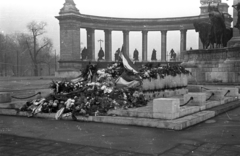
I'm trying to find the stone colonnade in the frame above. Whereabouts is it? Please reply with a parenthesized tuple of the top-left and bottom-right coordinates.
(60, 22, 188, 62)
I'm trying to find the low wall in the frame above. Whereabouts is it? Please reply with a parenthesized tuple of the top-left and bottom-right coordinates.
(181, 47, 240, 83)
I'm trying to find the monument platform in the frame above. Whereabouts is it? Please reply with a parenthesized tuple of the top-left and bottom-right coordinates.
(0, 88, 239, 130)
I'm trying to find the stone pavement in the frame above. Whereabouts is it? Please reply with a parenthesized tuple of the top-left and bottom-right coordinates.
(1, 134, 240, 156)
(0, 134, 151, 156)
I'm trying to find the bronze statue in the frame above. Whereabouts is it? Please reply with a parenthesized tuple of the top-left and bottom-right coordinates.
(81, 47, 88, 60)
(233, 2, 240, 32)
(98, 47, 104, 60)
(133, 49, 139, 61)
(169, 49, 176, 60)
(115, 48, 121, 61)
(208, 2, 226, 48)
(151, 49, 157, 61)
(193, 21, 212, 49)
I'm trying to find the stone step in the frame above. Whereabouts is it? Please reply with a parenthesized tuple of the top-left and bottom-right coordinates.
(0, 100, 239, 130)
(107, 97, 237, 120)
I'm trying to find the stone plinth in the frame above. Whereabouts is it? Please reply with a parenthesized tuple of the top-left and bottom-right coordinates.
(205, 90, 226, 101)
(184, 93, 206, 105)
(228, 0, 240, 47)
(153, 98, 180, 114)
(222, 88, 239, 97)
(0, 92, 11, 103)
(182, 47, 240, 83)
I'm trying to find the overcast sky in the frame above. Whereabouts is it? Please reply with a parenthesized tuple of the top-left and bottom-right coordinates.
(0, 0, 233, 60)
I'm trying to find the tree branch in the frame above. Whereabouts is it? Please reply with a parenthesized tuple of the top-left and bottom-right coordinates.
(36, 42, 50, 56)
(25, 39, 34, 62)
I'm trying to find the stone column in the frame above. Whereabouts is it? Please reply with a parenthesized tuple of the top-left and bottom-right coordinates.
(60, 22, 80, 61)
(180, 29, 187, 51)
(180, 29, 187, 60)
(104, 30, 112, 61)
(161, 30, 167, 62)
(87, 28, 95, 61)
(123, 30, 130, 57)
(142, 31, 148, 61)
(228, 0, 240, 47)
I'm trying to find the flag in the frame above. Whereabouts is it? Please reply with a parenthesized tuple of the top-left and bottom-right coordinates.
(120, 45, 138, 74)
(115, 77, 140, 88)
(55, 108, 65, 120)
(115, 71, 141, 88)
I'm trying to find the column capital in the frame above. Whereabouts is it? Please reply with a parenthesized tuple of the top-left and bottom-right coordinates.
(142, 30, 148, 34)
(123, 30, 129, 34)
(180, 29, 187, 33)
(104, 29, 112, 33)
(86, 28, 95, 32)
(161, 30, 168, 34)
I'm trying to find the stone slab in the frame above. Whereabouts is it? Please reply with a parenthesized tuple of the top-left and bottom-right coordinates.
(0, 101, 25, 109)
(153, 98, 180, 114)
(222, 88, 239, 97)
(187, 85, 204, 92)
(108, 97, 238, 120)
(0, 92, 11, 103)
(205, 90, 226, 101)
(184, 93, 207, 105)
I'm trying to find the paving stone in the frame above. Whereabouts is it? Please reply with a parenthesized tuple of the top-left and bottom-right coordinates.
(84, 153, 107, 156)
(177, 144, 198, 151)
(78, 147, 100, 153)
(22, 143, 44, 149)
(4, 148, 28, 154)
(18, 150, 43, 155)
(221, 145, 240, 152)
(186, 150, 212, 156)
(195, 146, 218, 153)
(97, 148, 118, 154)
(0, 154, 15, 156)
(112, 151, 136, 156)
(64, 150, 88, 155)
(169, 147, 192, 155)
(48, 148, 71, 154)
(38, 145, 59, 152)
(38, 153, 61, 156)
(159, 152, 183, 156)
(200, 143, 223, 149)
(214, 149, 239, 156)
(36, 140, 55, 145)
(131, 154, 153, 156)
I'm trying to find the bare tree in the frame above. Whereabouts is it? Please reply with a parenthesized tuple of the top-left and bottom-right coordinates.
(24, 21, 53, 76)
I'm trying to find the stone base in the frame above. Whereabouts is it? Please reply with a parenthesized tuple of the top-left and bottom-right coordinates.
(1, 99, 239, 130)
(55, 69, 81, 78)
(0, 92, 11, 103)
(182, 47, 240, 83)
(228, 36, 240, 48)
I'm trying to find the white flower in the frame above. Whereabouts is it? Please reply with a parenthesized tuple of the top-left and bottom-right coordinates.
(101, 85, 107, 90)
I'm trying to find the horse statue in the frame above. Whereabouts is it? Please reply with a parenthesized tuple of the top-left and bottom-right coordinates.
(193, 21, 212, 49)
(208, 3, 226, 48)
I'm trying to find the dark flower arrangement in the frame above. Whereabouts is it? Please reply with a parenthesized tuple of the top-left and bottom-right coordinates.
(18, 62, 190, 120)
